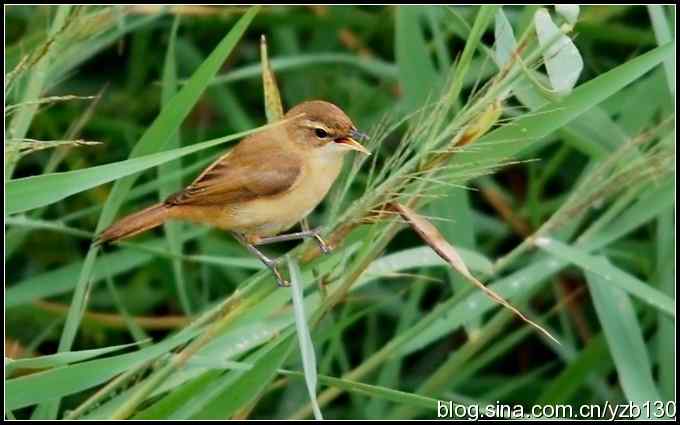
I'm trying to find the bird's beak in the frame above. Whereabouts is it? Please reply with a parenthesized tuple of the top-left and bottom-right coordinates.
(336, 129, 371, 155)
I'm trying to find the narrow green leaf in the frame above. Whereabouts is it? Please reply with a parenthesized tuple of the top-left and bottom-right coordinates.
(360, 245, 492, 282)
(5, 341, 146, 375)
(647, 5, 675, 94)
(34, 9, 260, 417)
(48, 11, 162, 93)
(537, 333, 612, 404)
(656, 210, 675, 400)
(427, 7, 452, 70)
(288, 257, 322, 419)
(130, 319, 292, 419)
(5, 325, 203, 410)
(399, 254, 565, 356)
(535, 237, 675, 316)
(190, 337, 296, 419)
(6, 7, 261, 217)
(281, 369, 438, 411)
(204, 53, 398, 87)
(587, 268, 662, 408)
(5, 6, 71, 179)
(396, 6, 441, 113)
(586, 176, 674, 251)
(134, 370, 223, 419)
(6, 125, 272, 216)
(175, 38, 256, 132)
(447, 5, 497, 103)
(5, 229, 208, 308)
(159, 15, 190, 315)
(426, 187, 478, 332)
(459, 41, 673, 167)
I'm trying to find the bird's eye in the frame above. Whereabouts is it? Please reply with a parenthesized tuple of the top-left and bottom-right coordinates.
(315, 128, 329, 139)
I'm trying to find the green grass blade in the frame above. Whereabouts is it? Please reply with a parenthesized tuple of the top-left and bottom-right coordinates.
(135, 370, 224, 419)
(5, 324, 203, 410)
(399, 254, 564, 356)
(537, 333, 612, 404)
(47, 10, 162, 93)
(105, 275, 151, 344)
(586, 268, 662, 408)
(32, 8, 260, 418)
(360, 245, 493, 281)
(6, 7, 261, 217)
(535, 237, 675, 316)
(159, 15, 191, 315)
(281, 369, 438, 411)
(426, 187, 478, 331)
(427, 7, 452, 70)
(656, 210, 675, 400)
(585, 176, 674, 251)
(395, 6, 441, 113)
(647, 5, 675, 94)
(5, 229, 208, 307)
(204, 53, 398, 86)
(5, 6, 71, 179)
(175, 38, 256, 132)
(6, 126, 270, 216)
(288, 257, 323, 419)
(5, 340, 146, 375)
(446, 5, 497, 102)
(456, 41, 673, 167)
(5, 5, 674, 420)
(96, 318, 292, 419)
(189, 336, 296, 419)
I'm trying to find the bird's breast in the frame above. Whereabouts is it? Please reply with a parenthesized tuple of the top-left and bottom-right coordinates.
(226, 155, 344, 237)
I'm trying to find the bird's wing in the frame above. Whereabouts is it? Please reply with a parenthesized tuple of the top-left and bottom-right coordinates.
(166, 137, 303, 206)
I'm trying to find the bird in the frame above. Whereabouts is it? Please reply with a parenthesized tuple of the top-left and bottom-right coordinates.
(96, 100, 370, 287)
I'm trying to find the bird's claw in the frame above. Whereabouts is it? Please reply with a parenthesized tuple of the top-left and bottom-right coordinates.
(310, 228, 332, 254)
(313, 234, 332, 254)
(267, 259, 290, 287)
(275, 274, 291, 288)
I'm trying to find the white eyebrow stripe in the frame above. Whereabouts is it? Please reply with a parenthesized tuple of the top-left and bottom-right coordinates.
(300, 119, 331, 132)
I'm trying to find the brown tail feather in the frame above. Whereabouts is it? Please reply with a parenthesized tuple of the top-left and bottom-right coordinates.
(96, 203, 172, 245)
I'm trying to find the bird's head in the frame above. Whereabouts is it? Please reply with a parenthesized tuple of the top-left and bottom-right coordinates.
(285, 100, 370, 156)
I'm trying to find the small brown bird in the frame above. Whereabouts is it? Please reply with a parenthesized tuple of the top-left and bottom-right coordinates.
(97, 100, 370, 286)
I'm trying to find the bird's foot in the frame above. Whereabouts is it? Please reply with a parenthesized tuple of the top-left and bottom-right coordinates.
(251, 227, 333, 254)
(263, 256, 290, 287)
(233, 232, 290, 287)
(271, 265, 291, 288)
(309, 227, 332, 254)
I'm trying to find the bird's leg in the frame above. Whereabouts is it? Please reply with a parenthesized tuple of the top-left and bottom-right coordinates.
(253, 227, 331, 254)
(232, 232, 289, 287)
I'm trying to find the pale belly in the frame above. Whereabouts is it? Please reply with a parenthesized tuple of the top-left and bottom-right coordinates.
(219, 156, 343, 237)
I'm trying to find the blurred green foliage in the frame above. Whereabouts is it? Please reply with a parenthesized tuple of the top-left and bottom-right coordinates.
(4, 5, 675, 420)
